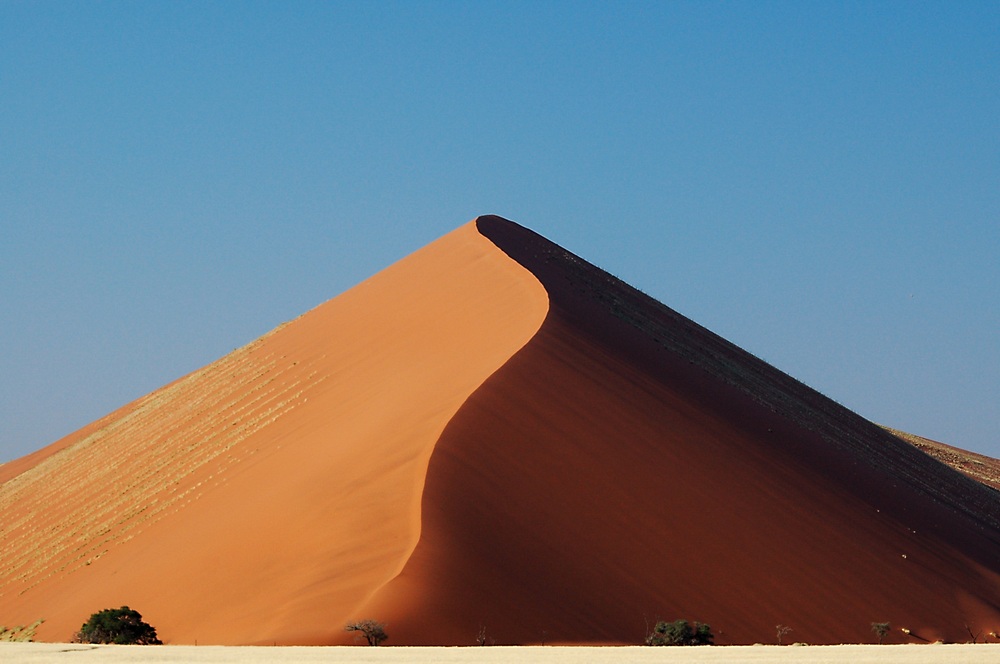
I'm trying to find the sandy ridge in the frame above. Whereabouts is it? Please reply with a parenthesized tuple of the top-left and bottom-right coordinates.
(0, 221, 548, 644)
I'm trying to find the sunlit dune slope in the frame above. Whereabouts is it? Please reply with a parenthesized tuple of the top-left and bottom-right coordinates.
(0, 221, 547, 644)
(360, 216, 1000, 646)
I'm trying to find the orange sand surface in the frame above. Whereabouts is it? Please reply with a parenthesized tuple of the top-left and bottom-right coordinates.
(3, 215, 1000, 647)
(0, 221, 546, 644)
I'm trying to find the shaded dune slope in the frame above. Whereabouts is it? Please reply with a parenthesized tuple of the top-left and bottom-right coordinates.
(361, 216, 1000, 645)
(0, 222, 547, 644)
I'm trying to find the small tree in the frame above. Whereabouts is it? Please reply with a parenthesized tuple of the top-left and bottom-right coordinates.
(776, 624, 792, 645)
(76, 607, 161, 645)
(345, 619, 388, 646)
(872, 622, 890, 644)
(646, 619, 713, 646)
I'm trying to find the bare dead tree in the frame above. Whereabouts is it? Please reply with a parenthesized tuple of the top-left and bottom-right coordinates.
(476, 625, 496, 646)
(345, 619, 388, 646)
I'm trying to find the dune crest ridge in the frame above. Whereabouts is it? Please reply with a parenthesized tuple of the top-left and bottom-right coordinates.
(359, 215, 1000, 646)
(0, 220, 547, 645)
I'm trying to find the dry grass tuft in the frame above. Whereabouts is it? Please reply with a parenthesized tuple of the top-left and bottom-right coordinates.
(0, 618, 43, 642)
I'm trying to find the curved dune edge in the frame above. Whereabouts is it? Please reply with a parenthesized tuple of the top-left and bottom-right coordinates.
(360, 216, 1000, 646)
(0, 220, 548, 645)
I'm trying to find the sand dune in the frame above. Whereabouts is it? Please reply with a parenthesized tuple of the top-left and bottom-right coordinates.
(2, 216, 999, 646)
(0, 221, 546, 644)
(352, 217, 1000, 645)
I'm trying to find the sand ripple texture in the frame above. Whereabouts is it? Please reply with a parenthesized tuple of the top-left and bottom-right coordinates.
(0, 332, 323, 598)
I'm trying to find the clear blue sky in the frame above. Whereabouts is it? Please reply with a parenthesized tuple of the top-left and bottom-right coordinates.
(2, 1, 998, 462)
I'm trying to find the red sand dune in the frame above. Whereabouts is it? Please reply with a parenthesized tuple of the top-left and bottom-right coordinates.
(2, 216, 999, 646)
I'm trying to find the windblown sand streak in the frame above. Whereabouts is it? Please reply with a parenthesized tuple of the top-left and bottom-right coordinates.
(0, 333, 328, 598)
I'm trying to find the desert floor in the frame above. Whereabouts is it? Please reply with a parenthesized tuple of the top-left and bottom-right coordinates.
(3, 644, 1000, 664)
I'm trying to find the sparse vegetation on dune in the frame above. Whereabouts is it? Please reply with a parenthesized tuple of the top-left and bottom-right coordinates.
(0, 341, 325, 603)
(0, 619, 43, 642)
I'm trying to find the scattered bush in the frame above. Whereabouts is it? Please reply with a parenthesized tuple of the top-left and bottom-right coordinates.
(75, 607, 161, 645)
(646, 619, 713, 646)
(872, 621, 890, 644)
(345, 619, 388, 646)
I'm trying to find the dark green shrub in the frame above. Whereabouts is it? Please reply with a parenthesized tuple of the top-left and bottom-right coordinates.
(646, 619, 713, 646)
(75, 606, 161, 645)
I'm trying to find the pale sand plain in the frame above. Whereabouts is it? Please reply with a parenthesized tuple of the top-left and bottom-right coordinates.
(4, 643, 1000, 664)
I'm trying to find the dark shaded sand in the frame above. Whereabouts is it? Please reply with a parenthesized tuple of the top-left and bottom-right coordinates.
(2, 216, 999, 647)
(360, 216, 1000, 645)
